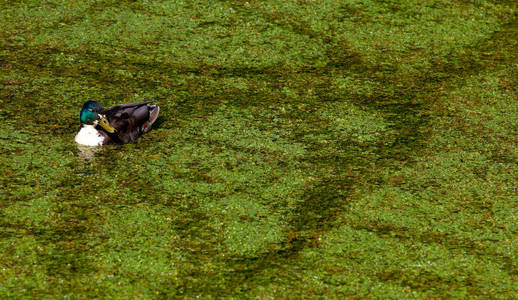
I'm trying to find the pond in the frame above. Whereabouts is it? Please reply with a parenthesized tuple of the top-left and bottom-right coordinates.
(1, 1, 517, 298)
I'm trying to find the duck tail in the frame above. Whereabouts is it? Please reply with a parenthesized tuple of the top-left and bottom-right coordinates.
(142, 105, 160, 133)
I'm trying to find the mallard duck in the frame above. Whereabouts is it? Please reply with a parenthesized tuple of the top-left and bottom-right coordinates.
(75, 100, 160, 146)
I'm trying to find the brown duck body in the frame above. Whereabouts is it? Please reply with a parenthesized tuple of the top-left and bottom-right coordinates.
(97, 100, 160, 145)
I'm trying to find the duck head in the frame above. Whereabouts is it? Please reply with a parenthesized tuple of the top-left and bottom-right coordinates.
(80, 101, 116, 133)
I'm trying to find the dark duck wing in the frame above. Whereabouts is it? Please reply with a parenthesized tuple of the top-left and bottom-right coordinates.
(99, 100, 160, 144)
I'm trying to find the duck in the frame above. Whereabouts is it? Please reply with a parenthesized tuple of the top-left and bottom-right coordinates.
(75, 100, 160, 146)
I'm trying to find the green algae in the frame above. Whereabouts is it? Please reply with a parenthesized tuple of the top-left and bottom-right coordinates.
(0, 0, 517, 298)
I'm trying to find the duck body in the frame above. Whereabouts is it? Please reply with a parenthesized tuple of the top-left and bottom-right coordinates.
(75, 100, 160, 146)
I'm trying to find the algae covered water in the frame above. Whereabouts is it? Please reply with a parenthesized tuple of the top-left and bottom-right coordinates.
(1, 1, 517, 298)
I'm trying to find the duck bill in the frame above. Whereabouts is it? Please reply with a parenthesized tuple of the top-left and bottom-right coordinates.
(99, 116, 116, 133)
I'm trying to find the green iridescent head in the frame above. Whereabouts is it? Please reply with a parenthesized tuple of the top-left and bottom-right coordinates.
(79, 101, 116, 133)
(80, 101, 103, 124)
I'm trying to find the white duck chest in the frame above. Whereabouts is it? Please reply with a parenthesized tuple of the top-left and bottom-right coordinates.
(75, 125, 104, 146)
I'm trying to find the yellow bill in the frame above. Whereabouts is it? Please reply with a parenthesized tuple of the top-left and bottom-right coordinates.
(98, 116, 116, 133)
